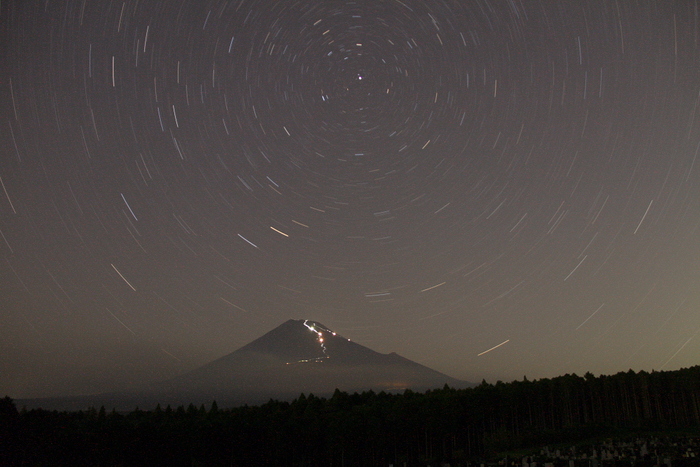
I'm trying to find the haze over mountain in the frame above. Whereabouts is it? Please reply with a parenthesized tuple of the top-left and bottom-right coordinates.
(161, 319, 468, 396)
(17, 319, 470, 410)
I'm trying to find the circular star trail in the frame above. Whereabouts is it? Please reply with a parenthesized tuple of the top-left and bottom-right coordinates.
(2, 0, 700, 397)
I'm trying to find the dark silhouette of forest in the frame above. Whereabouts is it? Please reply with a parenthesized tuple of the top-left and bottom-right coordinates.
(2, 366, 700, 466)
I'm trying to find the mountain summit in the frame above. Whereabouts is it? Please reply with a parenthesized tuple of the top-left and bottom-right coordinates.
(18, 319, 470, 410)
(159, 319, 469, 402)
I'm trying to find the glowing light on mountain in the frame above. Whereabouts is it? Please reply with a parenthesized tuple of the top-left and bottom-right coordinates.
(300, 319, 330, 362)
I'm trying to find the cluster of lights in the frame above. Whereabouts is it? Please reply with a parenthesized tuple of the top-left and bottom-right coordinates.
(286, 357, 326, 365)
(303, 320, 331, 358)
(285, 321, 345, 365)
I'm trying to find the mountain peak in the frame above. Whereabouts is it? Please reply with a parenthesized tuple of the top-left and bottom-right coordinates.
(160, 318, 470, 404)
(236, 318, 342, 364)
(20, 319, 472, 411)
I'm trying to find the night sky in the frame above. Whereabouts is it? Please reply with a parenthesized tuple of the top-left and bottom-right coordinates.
(2, 0, 700, 399)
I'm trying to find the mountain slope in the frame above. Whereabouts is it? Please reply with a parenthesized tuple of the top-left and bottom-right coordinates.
(17, 319, 471, 410)
(160, 319, 469, 398)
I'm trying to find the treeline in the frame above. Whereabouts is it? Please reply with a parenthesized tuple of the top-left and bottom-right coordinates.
(2, 366, 700, 466)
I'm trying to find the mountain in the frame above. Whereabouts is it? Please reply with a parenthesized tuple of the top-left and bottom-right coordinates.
(156, 319, 469, 401)
(16, 319, 470, 411)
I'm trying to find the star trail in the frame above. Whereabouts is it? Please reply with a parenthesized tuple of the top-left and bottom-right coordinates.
(2, 0, 700, 398)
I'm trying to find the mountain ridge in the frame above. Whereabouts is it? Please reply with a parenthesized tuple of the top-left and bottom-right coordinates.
(16, 318, 472, 411)
(162, 318, 468, 393)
